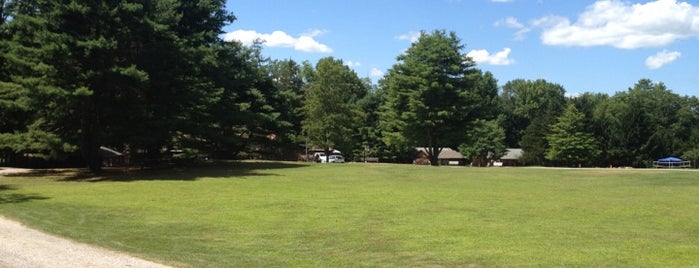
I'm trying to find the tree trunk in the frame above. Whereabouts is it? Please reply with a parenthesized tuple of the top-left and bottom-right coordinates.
(0, 0, 5, 26)
(427, 146, 441, 166)
(83, 146, 102, 174)
(80, 101, 102, 174)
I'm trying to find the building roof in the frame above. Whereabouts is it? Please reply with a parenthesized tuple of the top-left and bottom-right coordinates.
(99, 146, 123, 157)
(500, 148, 523, 160)
(416, 147, 464, 159)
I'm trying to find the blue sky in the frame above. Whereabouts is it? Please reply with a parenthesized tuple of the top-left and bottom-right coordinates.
(223, 0, 698, 97)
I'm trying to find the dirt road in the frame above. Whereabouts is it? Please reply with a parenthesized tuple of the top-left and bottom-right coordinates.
(0, 216, 172, 268)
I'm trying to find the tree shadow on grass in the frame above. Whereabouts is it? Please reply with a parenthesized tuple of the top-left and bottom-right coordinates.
(60, 161, 311, 182)
(0, 185, 50, 204)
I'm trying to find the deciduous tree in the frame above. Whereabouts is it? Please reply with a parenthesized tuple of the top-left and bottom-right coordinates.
(458, 118, 506, 167)
(602, 79, 694, 167)
(301, 57, 366, 161)
(500, 79, 566, 165)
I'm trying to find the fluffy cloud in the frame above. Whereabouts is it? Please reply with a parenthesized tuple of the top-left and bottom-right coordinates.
(370, 67, 385, 78)
(645, 50, 681, 69)
(396, 31, 421, 43)
(345, 61, 361, 68)
(466, 48, 515, 66)
(223, 29, 332, 53)
(539, 0, 699, 49)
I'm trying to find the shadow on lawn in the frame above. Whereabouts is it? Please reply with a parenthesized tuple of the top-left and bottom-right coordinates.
(0, 185, 50, 204)
(61, 161, 310, 182)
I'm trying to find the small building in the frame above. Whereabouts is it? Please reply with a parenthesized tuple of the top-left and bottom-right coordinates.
(498, 148, 523, 166)
(414, 147, 465, 166)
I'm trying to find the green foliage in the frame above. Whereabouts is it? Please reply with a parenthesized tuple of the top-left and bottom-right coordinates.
(0, 0, 5, 27)
(379, 30, 491, 165)
(682, 148, 699, 167)
(518, 118, 548, 165)
(2, 0, 698, 170)
(502, 79, 566, 121)
(264, 59, 306, 158)
(0, 81, 29, 133)
(355, 85, 416, 163)
(545, 105, 600, 166)
(458, 118, 506, 166)
(301, 57, 366, 159)
(0, 119, 76, 159)
(198, 42, 293, 160)
(0, 0, 242, 170)
(499, 79, 566, 163)
(592, 80, 696, 167)
(568, 92, 610, 166)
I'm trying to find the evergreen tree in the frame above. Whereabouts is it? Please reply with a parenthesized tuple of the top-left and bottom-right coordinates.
(133, 0, 235, 162)
(569, 92, 610, 166)
(545, 104, 600, 167)
(519, 117, 550, 165)
(1, 0, 235, 172)
(379, 30, 486, 166)
(265, 59, 306, 159)
(355, 80, 382, 161)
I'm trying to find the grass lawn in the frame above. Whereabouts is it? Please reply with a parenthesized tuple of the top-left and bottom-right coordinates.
(1, 162, 698, 267)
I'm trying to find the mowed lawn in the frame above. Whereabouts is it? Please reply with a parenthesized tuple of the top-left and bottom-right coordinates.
(1, 162, 698, 267)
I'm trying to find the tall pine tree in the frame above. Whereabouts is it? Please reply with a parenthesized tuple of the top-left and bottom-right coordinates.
(1, 0, 235, 172)
(379, 30, 487, 166)
(545, 104, 600, 167)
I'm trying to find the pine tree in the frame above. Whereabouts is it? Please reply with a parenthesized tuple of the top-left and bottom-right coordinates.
(1, 0, 235, 172)
(545, 104, 600, 167)
(379, 30, 487, 166)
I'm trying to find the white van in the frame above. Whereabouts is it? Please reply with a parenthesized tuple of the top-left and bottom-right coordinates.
(312, 152, 326, 162)
(321, 155, 345, 163)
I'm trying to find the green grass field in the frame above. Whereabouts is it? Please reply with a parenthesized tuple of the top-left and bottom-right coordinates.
(1, 162, 698, 267)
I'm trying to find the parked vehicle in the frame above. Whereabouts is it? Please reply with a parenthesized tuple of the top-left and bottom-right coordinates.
(311, 152, 325, 162)
(320, 154, 345, 163)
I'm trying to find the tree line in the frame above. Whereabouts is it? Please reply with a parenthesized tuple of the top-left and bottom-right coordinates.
(1, 1, 698, 171)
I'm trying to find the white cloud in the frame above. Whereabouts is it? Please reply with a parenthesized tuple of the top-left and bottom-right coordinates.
(538, 0, 699, 49)
(645, 50, 681, 69)
(345, 61, 361, 68)
(466, 48, 515, 66)
(370, 68, 385, 78)
(496, 17, 531, 40)
(496, 17, 524, 29)
(223, 29, 332, 53)
(396, 31, 421, 43)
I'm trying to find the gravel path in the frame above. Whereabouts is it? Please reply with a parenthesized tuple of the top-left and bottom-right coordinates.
(0, 216, 172, 268)
(0, 168, 33, 176)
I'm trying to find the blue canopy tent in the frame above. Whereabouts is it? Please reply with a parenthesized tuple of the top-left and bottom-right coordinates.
(653, 156, 691, 168)
(657, 157, 683, 163)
